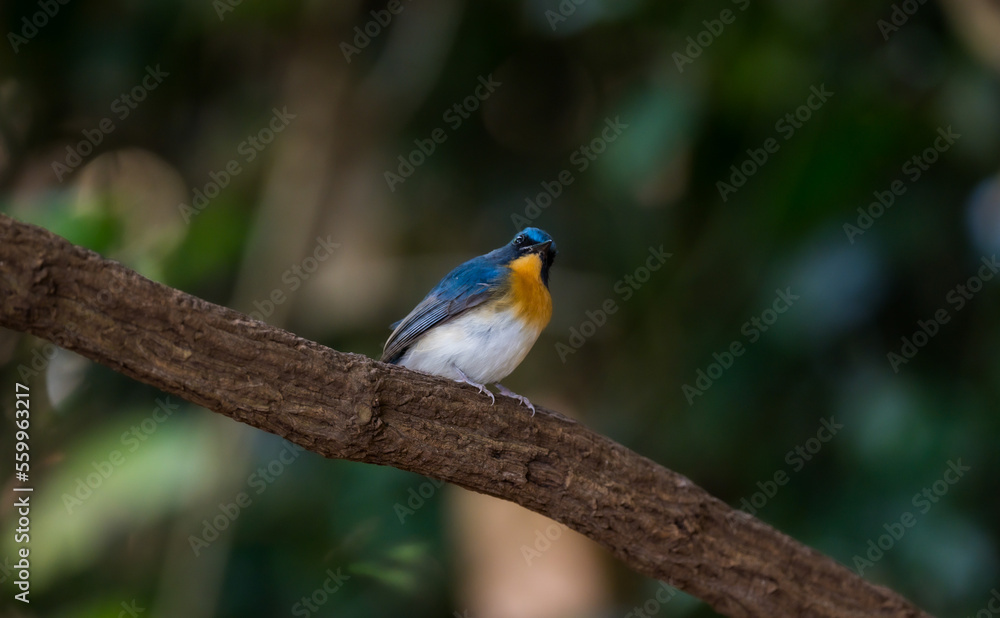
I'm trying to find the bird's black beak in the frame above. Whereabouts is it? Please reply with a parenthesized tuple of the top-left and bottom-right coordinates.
(527, 240, 553, 255)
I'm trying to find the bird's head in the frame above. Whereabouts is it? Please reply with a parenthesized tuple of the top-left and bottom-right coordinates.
(504, 227, 557, 285)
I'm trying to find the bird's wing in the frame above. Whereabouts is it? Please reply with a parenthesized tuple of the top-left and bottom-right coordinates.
(381, 256, 505, 363)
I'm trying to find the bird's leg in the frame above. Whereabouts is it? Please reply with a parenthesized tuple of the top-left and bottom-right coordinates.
(455, 368, 495, 405)
(494, 383, 536, 416)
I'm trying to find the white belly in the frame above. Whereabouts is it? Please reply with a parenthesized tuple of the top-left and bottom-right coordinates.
(397, 305, 543, 384)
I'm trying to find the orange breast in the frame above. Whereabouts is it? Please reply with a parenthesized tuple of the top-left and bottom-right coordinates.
(500, 253, 553, 329)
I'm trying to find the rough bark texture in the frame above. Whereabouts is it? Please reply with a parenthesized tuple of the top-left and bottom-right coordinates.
(0, 214, 931, 618)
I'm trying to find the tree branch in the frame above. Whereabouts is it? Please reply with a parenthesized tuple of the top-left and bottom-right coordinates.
(0, 214, 931, 617)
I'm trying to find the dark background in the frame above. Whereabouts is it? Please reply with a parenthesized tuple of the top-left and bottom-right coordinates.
(1, 0, 999, 616)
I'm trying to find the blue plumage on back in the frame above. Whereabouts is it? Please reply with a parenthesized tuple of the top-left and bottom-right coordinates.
(381, 253, 507, 364)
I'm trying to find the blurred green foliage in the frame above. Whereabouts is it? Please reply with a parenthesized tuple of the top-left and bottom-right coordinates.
(2, 0, 999, 616)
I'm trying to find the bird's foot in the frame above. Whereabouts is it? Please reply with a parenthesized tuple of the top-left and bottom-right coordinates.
(455, 369, 495, 405)
(494, 383, 536, 416)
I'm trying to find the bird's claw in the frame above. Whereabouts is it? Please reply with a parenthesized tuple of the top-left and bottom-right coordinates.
(481, 386, 496, 405)
(495, 383, 536, 416)
(456, 369, 495, 405)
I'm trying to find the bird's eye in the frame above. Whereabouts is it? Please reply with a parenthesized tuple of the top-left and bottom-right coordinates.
(514, 234, 526, 247)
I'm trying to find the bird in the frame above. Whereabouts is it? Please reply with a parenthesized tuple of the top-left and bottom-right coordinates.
(381, 227, 557, 415)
